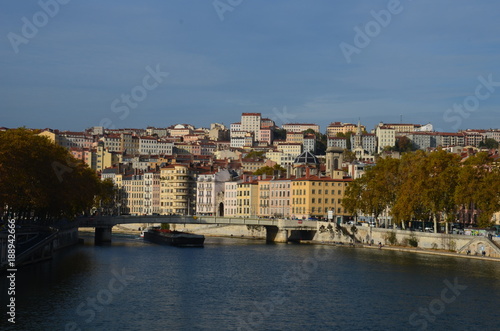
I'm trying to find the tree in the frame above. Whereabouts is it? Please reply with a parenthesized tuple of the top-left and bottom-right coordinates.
(454, 152, 500, 228)
(273, 128, 287, 140)
(304, 129, 327, 154)
(245, 150, 265, 159)
(253, 164, 286, 176)
(343, 149, 356, 163)
(0, 128, 106, 223)
(479, 138, 499, 149)
(395, 136, 414, 153)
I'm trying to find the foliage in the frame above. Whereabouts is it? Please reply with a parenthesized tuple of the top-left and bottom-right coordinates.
(343, 149, 356, 163)
(245, 150, 265, 159)
(273, 128, 287, 140)
(408, 233, 419, 247)
(479, 138, 499, 149)
(161, 223, 170, 230)
(384, 231, 398, 245)
(0, 128, 109, 223)
(304, 129, 327, 154)
(253, 164, 286, 176)
(344, 149, 499, 229)
(394, 136, 415, 153)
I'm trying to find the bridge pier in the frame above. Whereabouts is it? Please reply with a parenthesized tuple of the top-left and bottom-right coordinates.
(265, 226, 288, 243)
(95, 226, 113, 244)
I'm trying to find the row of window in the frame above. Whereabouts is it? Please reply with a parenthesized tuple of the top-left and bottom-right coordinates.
(293, 198, 342, 204)
(293, 189, 343, 195)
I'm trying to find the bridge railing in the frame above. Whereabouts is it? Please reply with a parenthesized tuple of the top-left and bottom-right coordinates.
(76, 215, 318, 229)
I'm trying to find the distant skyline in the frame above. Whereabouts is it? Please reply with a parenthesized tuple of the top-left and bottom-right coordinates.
(1, 1, 500, 133)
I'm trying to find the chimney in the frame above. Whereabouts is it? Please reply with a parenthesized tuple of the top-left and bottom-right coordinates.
(262, 173, 267, 180)
(306, 167, 310, 179)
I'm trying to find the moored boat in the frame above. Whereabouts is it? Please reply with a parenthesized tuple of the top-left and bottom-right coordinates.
(143, 227, 205, 247)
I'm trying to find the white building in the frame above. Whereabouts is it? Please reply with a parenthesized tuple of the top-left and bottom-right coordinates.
(375, 125, 396, 153)
(196, 169, 234, 216)
(224, 181, 240, 217)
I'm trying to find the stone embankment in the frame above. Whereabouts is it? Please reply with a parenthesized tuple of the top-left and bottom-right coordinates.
(312, 222, 500, 260)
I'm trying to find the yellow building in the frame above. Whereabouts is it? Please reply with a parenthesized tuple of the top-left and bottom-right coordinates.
(327, 122, 365, 137)
(160, 164, 198, 215)
(291, 171, 352, 220)
(236, 180, 259, 217)
(257, 178, 271, 217)
(93, 145, 119, 172)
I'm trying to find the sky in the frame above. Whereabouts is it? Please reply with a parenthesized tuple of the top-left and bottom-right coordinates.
(1, 0, 499, 133)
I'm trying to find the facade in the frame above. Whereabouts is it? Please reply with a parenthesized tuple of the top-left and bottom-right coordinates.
(143, 171, 160, 215)
(236, 180, 259, 217)
(282, 123, 320, 133)
(224, 181, 239, 216)
(406, 132, 437, 150)
(291, 173, 352, 220)
(277, 143, 302, 158)
(196, 169, 233, 216)
(122, 174, 144, 215)
(326, 122, 364, 136)
(241, 113, 262, 141)
(375, 126, 396, 153)
(379, 123, 422, 133)
(303, 134, 316, 153)
(257, 178, 272, 217)
(160, 164, 198, 215)
(100, 134, 121, 152)
(327, 137, 347, 149)
(435, 132, 466, 147)
(269, 178, 291, 218)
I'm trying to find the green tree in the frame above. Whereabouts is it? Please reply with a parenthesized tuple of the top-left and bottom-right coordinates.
(253, 164, 286, 176)
(0, 128, 105, 223)
(479, 138, 499, 149)
(273, 128, 287, 140)
(245, 150, 265, 159)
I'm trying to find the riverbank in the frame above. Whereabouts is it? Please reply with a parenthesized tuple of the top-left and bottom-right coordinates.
(302, 239, 500, 262)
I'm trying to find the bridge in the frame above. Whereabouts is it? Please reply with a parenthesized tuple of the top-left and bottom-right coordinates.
(77, 215, 319, 243)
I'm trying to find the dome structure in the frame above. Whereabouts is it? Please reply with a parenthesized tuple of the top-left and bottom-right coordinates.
(293, 151, 319, 165)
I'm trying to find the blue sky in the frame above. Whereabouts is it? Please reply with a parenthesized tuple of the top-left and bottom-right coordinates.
(1, 0, 499, 132)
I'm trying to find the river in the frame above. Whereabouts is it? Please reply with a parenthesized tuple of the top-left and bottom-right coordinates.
(1, 233, 499, 330)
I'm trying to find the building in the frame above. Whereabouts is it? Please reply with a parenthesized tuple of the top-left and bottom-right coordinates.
(282, 123, 320, 133)
(241, 113, 262, 141)
(291, 170, 352, 221)
(269, 178, 292, 218)
(326, 122, 364, 136)
(375, 125, 396, 154)
(160, 164, 198, 215)
(224, 181, 240, 217)
(257, 177, 272, 217)
(196, 169, 234, 216)
(327, 137, 347, 149)
(143, 171, 160, 215)
(236, 179, 259, 217)
(277, 143, 302, 158)
(379, 123, 422, 133)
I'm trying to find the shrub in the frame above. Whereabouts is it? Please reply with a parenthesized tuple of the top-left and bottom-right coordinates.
(384, 231, 398, 245)
(408, 233, 419, 247)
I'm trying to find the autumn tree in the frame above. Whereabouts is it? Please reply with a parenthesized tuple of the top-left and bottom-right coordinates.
(0, 128, 108, 223)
